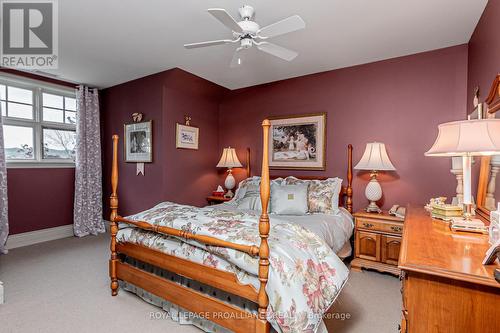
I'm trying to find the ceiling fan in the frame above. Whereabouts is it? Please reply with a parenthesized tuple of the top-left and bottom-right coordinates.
(184, 5, 305, 67)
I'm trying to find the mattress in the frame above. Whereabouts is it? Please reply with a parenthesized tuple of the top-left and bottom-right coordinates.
(216, 203, 354, 255)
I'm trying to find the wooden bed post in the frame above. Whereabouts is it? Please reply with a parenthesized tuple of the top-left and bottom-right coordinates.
(246, 147, 251, 178)
(346, 144, 353, 213)
(257, 119, 271, 332)
(110, 135, 119, 296)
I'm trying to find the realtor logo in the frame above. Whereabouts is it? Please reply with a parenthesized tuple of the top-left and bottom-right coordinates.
(1, 0, 58, 69)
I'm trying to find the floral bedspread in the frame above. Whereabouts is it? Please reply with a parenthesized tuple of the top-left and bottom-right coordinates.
(118, 202, 349, 333)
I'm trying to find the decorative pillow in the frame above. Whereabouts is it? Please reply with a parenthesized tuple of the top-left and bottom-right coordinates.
(232, 176, 261, 203)
(284, 176, 343, 214)
(270, 183, 309, 215)
(308, 178, 342, 214)
(232, 176, 283, 204)
(283, 176, 310, 186)
(236, 184, 263, 211)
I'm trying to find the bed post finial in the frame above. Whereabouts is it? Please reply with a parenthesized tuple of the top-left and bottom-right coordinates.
(110, 134, 119, 296)
(347, 144, 353, 213)
(257, 119, 271, 330)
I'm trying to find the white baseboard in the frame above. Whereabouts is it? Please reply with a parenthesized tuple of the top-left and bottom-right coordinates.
(6, 224, 74, 250)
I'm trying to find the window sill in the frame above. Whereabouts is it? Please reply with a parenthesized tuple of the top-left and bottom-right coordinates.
(6, 162, 75, 169)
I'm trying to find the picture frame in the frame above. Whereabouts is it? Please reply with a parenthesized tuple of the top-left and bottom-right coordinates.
(268, 113, 326, 170)
(176, 123, 199, 150)
(124, 120, 153, 163)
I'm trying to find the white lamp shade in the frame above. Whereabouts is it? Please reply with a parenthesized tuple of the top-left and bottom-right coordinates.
(216, 147, 242, 168)
(355, 142, 396, 171)
(425, 119, 500, 156)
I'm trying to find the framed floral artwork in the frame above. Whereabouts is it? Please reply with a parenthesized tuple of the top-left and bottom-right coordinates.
(269, 113, 326, 170)
(176, 123, 199, 150)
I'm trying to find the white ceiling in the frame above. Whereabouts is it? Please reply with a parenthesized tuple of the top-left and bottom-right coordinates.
(49, 0, 487, 89)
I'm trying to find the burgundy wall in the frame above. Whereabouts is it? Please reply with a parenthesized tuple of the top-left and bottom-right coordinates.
(101, 68, 227, 217)
(10, 17, 494, 233)
(2, 69, 77, 235)
(8, 168, 75, 234)
(467, 0, 500, 113)
(219, 45, 468, 211)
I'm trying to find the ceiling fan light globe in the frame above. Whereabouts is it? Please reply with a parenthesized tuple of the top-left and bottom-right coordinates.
(237, 20, 260, 35)
(238, 5, 255, 20)
(241, 38, 252, 49)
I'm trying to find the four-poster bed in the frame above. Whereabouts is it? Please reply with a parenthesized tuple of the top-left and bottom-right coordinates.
(108, 119, 353, 333)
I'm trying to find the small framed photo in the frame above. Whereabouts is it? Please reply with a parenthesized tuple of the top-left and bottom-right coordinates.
(124, 120, 152, 162)
(176, 123, 199, 150)
(269, 113, 326, 170)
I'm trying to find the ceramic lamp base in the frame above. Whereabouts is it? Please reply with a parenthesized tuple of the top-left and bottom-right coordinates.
(224, 169, 236, 198)
(366, 201, 382, 213)
(365, 172, 382, 213)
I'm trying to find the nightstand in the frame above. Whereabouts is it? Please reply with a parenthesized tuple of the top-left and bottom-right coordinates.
(351, 211, 404, 276)
(206, 196, 231, 205)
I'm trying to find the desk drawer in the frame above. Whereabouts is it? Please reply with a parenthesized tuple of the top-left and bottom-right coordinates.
(356, 217, 403, 234)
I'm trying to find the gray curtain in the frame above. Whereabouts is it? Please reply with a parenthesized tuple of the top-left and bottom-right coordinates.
(73, 86, 104, 237)
(0, 102, 8, 254)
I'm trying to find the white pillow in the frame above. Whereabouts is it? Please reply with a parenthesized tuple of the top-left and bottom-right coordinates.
(270, 183, 309, 215)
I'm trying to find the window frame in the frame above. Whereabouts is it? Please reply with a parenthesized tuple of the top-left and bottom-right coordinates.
(1, 74, 77, 168)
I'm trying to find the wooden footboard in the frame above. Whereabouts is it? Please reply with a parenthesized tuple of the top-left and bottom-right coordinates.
(116, 260, 259, 332)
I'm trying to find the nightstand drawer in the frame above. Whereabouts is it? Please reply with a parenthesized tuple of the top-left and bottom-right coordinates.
(356, 217, 403, 234)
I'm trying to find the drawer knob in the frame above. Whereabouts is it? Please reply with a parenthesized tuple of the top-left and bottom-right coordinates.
(363, 222, 374, 228)
(391, 226, 403, 232)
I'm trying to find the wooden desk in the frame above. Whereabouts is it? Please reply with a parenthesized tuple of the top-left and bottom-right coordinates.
(399, 207, 500, 332)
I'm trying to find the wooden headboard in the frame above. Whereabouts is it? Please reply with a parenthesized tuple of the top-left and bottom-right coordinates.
(269, 144, 353, 213)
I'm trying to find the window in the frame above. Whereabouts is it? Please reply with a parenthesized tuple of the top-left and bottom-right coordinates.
(1, 75, 76, 167)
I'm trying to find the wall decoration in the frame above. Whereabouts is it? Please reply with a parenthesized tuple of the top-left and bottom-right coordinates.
(469, 87, 484, 119)
(176, 116, 199, 150)
(132, 112, 143, 122)
(124, 120, 153, 163)
(268, 113, 326, 170)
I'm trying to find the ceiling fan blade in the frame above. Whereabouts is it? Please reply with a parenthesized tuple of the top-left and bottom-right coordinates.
(230, 47, 245, 68)
(184, 39, 234, 49)
(256, 42, 298, 61)
(258, 15, 305, 39)
(208, 8, 243, 33)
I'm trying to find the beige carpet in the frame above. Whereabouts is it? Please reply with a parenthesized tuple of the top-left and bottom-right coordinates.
(0, 234, 401, 332)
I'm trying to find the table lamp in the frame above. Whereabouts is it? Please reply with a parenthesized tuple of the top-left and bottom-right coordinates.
(355, 142, 396, 213)
(425, 119, 500, 225)
(217, 147, 242, 198)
